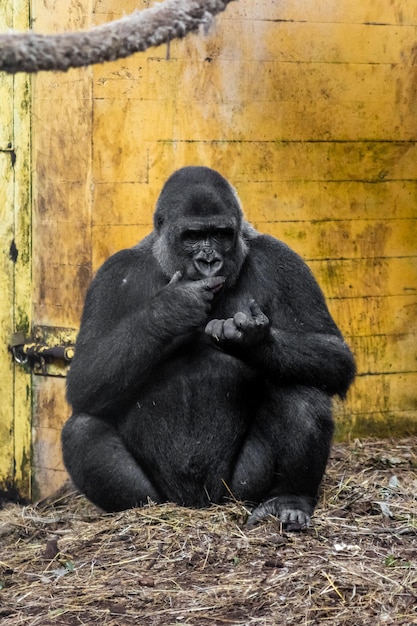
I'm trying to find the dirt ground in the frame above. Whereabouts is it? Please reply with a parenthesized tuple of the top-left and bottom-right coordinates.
(0, 438, 416, 626)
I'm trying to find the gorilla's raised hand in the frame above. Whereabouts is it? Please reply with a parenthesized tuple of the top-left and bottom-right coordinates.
(205, 299, 269, 346)
(157, 271, 226, 336)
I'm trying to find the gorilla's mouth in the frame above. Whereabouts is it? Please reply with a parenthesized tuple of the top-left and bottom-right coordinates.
(194, 257, 223, 278)
(205, 276, 226, 294)
(210, 280, 225, 294)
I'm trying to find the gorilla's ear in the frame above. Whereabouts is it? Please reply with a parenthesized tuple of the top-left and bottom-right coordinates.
(155, 215, 164, 230)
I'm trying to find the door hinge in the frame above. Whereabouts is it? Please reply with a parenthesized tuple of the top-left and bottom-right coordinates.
(9, 326, 76, 377)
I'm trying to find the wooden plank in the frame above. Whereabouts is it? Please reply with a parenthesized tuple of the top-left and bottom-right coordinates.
(149, 140, 417, 183)
(93, 182, 156, 225)
(35, 303, 88, 329)
(212, 21, 417, 65)
(344, 371, 417, 413)
(171, 61, 417, 107)
(0, 1, 15, 495)
(92, 224, 152, 272)
(93, 0, 148, 16)
(11, 0, 32, 499)
(309, 257, 417, 299)
(0, 0, 32, 498)
(31, 377, 70, 499)
(94, 0, 416, 28)
(34, 69, 92, 102)
(334, 372, 417, 437)
(31, 0, 92, 30)
(94, 63, 416, 143)
(168, 96, 416, 142)
(93, 98, 174, 183)
(93, 180, 417, 225)
(334, 409, 417, 439)
(33, 219, 91, 267)
(265, 219, 416, 261)
(237, 181, 417, 222)
(228, 0, 417, 26)
(111, 54, 417, 114)
(175, 17, 417, 64)
(94, 56, 174, 101)
(32, 97, 93, 183)
(33, 263, 91, 325)
(32, 97, 93, 329)
(350, 333, 417, 375)
(246, 62, 415, 110)
(0, 152, 15, 491)
(328, 294, 417, 338)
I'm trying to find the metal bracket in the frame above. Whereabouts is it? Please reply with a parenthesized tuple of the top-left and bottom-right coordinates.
(9, 326, 76, 377)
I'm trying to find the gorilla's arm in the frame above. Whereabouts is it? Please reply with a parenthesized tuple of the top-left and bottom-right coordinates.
(207, 309, 353, 396)
(67, 247, 223, 416)
(206, 239, 355, 397)
(257, 327, 354, 396)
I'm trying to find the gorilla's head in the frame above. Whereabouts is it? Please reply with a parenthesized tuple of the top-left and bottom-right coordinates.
(152, 167, 254, 285)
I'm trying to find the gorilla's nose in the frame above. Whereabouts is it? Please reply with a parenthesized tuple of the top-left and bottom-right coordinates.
(194, 255, 223, 277)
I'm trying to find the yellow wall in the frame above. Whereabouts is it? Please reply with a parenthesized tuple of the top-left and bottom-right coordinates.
(1, 0, 416, 498)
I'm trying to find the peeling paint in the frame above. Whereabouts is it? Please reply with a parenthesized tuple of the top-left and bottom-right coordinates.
(9, 239, 18, 263)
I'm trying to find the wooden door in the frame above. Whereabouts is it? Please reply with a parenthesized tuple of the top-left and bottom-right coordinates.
(0, 0, 32, 500)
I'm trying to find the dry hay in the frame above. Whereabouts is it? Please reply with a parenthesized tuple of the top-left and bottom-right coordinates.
(0, 438, 416, 626)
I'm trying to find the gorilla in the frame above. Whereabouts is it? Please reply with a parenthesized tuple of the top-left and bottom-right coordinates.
(62, 166, 355, 527)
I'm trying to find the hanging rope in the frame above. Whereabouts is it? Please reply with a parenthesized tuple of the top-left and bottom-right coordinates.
(0, 0, 236, 74)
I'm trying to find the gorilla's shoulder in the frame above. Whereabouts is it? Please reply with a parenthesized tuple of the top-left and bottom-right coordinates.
(249, 232, 305, 266)
(246, 232, 318, 290)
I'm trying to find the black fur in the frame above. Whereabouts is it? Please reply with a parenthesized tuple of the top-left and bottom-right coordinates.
(62, 166, 355, 526)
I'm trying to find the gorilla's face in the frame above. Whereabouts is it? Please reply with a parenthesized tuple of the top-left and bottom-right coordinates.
(181, 223, 235, 278)
(170, 214, 238, 280)
(152, 167, 249, 286)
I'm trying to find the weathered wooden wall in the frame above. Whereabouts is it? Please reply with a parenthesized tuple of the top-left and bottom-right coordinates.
(1, 0, 416, 499)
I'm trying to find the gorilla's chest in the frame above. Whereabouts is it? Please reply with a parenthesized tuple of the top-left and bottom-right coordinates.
(125, 332, 259, 432)
(154, 335, 257, 398)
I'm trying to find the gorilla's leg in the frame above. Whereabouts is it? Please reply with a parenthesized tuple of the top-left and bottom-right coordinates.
(231, 386, 334, 527)
(62, 413, 162, 512)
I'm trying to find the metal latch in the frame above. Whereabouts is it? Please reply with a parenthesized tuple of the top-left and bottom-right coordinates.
(9, 327, 76, 377)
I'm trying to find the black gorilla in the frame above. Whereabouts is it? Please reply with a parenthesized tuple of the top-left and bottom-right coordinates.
(62, 166, 355, 527)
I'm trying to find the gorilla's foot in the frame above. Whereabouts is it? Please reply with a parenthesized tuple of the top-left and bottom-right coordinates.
(246, 495, 314, 530)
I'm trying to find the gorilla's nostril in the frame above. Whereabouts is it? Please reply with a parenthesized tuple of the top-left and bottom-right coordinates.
(195, 258, 223, 276)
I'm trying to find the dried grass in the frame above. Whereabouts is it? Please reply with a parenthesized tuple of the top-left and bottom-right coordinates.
(0, 438, 416, 625)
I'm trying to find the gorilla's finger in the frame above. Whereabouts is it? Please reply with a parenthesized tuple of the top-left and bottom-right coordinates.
(169, 270, 182, 284)
(223, 318, 241, 340)
(281, 509, 311, 529)
(249, 299, 264, 319)
(205, 319, 225, 340)
(203, 276, 226, 293)
(214, 319, 226, 340)
(234, 311, 249, 328)
(249, 299, 269, 327)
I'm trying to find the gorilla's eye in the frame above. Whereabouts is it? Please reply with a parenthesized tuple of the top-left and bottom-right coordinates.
(213, 228, 234, 248)
(181, 227, 234, 250)
(213, 228, 234, 242)
(181, 230, 203, 246)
